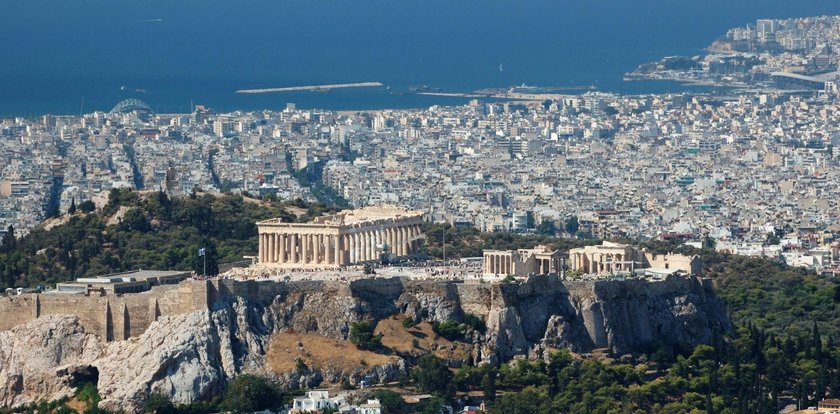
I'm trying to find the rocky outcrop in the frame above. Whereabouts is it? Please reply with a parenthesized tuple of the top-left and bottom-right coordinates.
(0, 316, 102, 407)
(0, 275, 730, 412)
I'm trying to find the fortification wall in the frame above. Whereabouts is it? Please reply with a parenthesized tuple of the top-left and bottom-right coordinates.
(454, 283, 493, 317)
(0, 274, 724, 354)
(0, 280, 212, 341)
(0, 295, 39, 331)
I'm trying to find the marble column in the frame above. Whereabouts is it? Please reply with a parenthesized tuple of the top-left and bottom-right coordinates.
(331, 235, 337, 265)
(325, 235, 332, 265)
(362, 232, 366, 262)
(357, 232, 363, 262)
(316, 234, 323, 264)
(273, 234, 280, 263)
(268, 234, 275, 264)
(258, 234, 263, 263)
(310, 234, 316, 264)
(358, 233, 365, 262)
(406, 226, 414, 255)
(348, 234, 355, 263)
(345, 234, 351, 264)
(370, 231, 377, 261)
(291, 234, 298, 263)
(365, 231, 373, 261)
(397, 227, 402, 254)
(323, 234, 329, 264)
(259, 234, 265, 263)
(309, 234, 315, 264)
(402, 227, 410, 256)
(412, 225, 420, 253)
(278, 234, 286, 264)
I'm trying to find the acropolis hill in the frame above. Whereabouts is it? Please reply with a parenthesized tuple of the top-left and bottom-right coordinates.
(0, 206, 729, 412)
(0, 272, 730, 411)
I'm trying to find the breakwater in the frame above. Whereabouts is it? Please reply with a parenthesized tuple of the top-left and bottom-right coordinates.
(235, 82, 383, 94)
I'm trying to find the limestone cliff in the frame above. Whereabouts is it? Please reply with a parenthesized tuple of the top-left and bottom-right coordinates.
(0, 275, 730, 413)
(0, 316, 102, 407)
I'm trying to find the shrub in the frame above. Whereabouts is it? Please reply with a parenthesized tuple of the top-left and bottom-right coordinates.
(349, 321, 382, 350)
(144, 394, 177, 414)
(432, 320, 462, 341)
(219, 374, 282, 413)
(463, 313, 485, 332)
(295, 357, 308, 374)
(365, 389, 407, 414)
(410, 354, 453, 395)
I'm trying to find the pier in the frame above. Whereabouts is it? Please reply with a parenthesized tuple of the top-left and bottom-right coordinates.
(236, 82, 383, 94)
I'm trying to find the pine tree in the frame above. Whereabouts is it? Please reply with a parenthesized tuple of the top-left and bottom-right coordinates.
(0, 225, 15, 252)
(813, 321, 823, 362)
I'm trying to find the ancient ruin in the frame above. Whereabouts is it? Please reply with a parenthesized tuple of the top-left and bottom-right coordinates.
(256, 205, 424, 267)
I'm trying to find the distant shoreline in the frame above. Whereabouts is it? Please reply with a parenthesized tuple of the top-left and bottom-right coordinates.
(235, 82, 384, 94)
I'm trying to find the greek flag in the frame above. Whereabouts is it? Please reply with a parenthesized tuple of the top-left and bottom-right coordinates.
(198, 248, 206, 257)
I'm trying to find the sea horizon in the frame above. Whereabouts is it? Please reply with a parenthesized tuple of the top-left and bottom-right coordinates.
(1, 0, 838, 117)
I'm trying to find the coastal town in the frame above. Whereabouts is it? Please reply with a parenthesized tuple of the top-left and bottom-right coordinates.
(3, 85, 840, 275)
(2, 16, 840, 275)
(627, 15, 840, 92)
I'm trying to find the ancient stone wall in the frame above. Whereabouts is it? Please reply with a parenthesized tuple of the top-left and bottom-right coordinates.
(0, 281, 211, 341)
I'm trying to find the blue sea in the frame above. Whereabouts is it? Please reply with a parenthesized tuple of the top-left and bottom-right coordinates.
(0, 0, 837, 116)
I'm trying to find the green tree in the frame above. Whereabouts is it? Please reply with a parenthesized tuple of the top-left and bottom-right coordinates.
(68, 198, 77, 215)
(536, 220, 557, 236)
(489, 386, 551, 414)
(432, 320, 462, 341)
(78, 199, 96, 213)
(565, 216, 579, 234)
(0, 225, 15, 253)
(219, 374, 282, 413)
(411, 354, 453, 395)
(119, 208, 152, 233)
(349, 321, 382, 351)
(413, 396, 446, 414)
(482, 367, 497, 402)
(364, 389, 407, 414)
(143, 394, 177, 414)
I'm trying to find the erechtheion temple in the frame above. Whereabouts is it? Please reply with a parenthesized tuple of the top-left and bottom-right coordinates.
(256, 205, 424, 267)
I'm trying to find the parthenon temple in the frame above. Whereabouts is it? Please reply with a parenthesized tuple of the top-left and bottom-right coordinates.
(256, 205, 425, 267)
